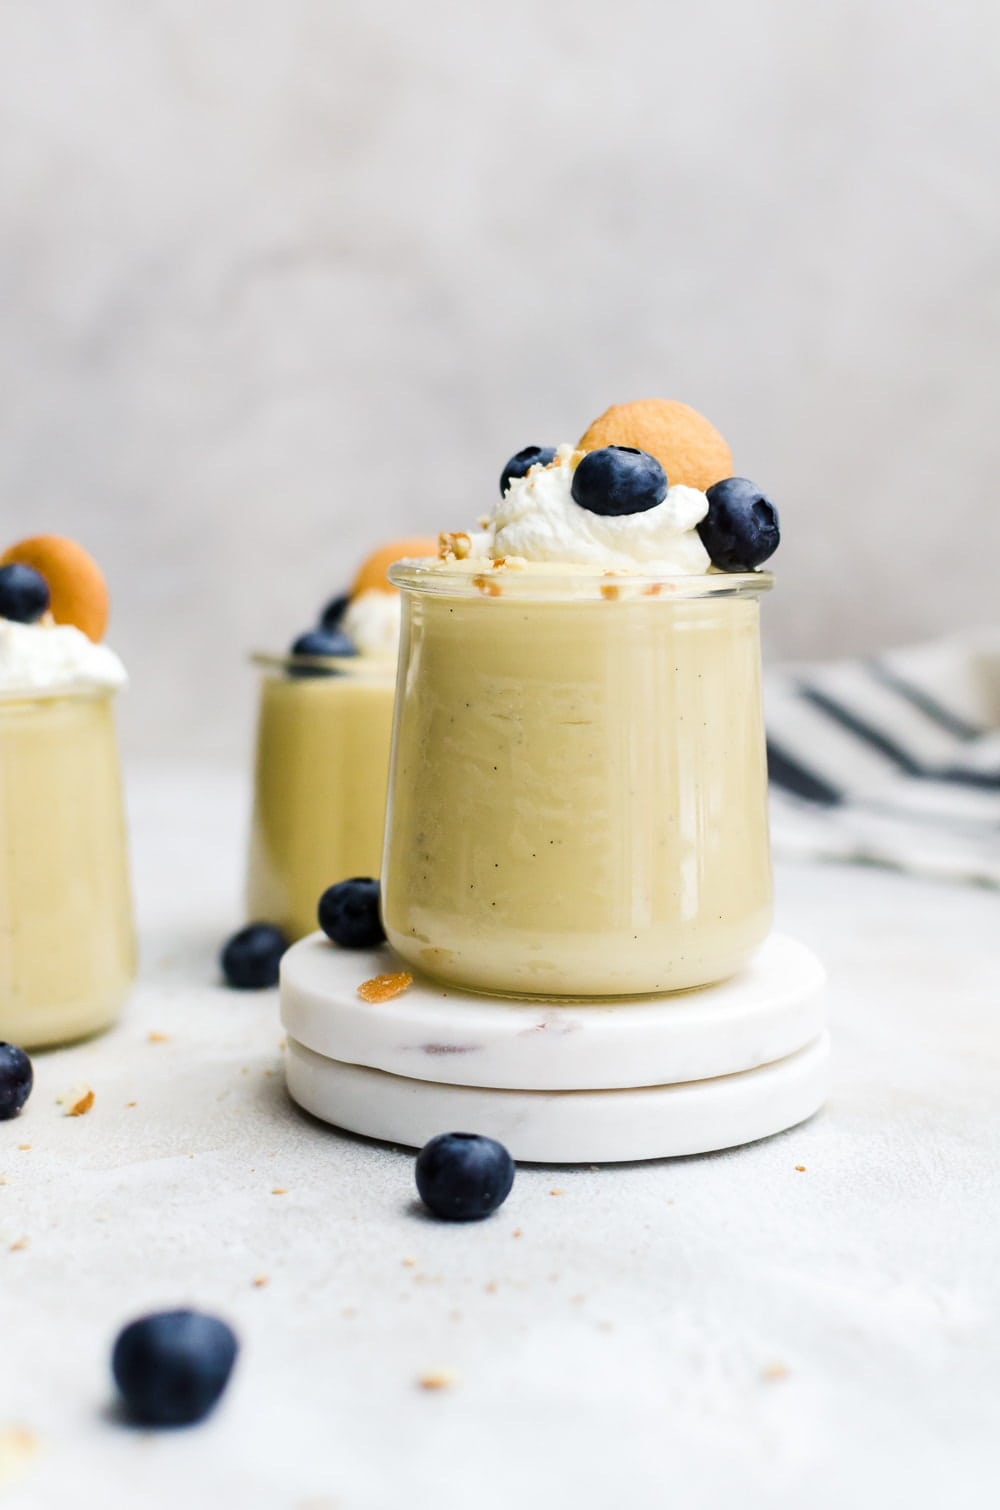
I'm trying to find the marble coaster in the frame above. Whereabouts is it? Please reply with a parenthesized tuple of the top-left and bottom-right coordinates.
(279, 932, 827, 1091)
(284, 1032, 832, 1164)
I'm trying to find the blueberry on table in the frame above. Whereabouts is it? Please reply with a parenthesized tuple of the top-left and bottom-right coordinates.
(112, 1310, 238, 1427)
(319, 592, 350, 631)
(500, 446, 558, 496)
(415, 1132, 516, 1222)
(697, 477, 780, 571)
(0, 563, 50, 624)
(0, 1043, 33, 1120)
(571, 446, 667, 516)
(288, 627, 358, 677)
(220, 923, 288, 989)
(318, 878, 385, 949)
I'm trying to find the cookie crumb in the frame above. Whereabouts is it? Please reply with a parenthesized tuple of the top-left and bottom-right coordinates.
(600, 582, 621, 601)
(125, 1101, 137, 1109)
(8, 1237, 28, 1253)
(761, 1362, 790, 1382)
(401, 1257, 417, 1268)
(358, 972, 413, 1004)
(271, 1187, 288, 1196)
(67, 1089, 95, 1118)
(472, 574, 502, 598)
(17, 1145, 30, 1153)
(438, 531, 472, 561)
(512, 1228, 523, 1239)
(252, 1275, 270, 1289)
(794, 1165, 806, 1173)
(147, 1031, 170, 1044)
(0, 1424, 39, 1481)
(418, 1369, 458, 1392)
(483, 1281, 498, 1294)
(549, 1188, 565, 1197)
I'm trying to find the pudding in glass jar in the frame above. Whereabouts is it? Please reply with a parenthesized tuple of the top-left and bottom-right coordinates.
(0, 539, 135, 1047)
(381, 402, 781, 999)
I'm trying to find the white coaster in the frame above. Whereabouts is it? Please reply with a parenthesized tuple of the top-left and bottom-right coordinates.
(285, 1032, 832, 1164)
(279, 932, 827, 1091)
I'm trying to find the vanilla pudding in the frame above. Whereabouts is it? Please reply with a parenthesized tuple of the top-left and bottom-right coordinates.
(246, 659, 396, 940)
(245, 540, 437, 942)
(0, 619, 135, 1047)
(381, 420, 779, 998)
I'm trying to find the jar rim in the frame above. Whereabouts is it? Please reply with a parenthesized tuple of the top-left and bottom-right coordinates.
(249, 651, 396, 679)
(388, 561, 774, 602)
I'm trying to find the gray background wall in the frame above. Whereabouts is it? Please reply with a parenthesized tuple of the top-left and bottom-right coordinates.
(2, 0, 998, 759)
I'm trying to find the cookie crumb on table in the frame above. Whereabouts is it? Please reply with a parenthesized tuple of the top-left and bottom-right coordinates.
(147, 1031, 170, 1044)
(761, 1362, 790, 1382)
(66, 1090, 94, 1118)
(8, 1238, 28, 1253)
(271, 1187, 288, 1196)
(357, 972, 413, 1004)
(418, 1369, 459, 1392)
(795, 1165, 807, 1172)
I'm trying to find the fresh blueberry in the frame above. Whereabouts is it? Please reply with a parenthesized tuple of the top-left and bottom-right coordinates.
(0, 1043, 33, 1120)
(288, 627, 358, 678)
(220, 923, 288, 989)
(318, 878, 385, 949)
(0, 564, 50, 624)
(319, 592, 350, 632)
(697, 477, 780, 571)
(500, 446, 558, 496)
(112, 1310, 238, 1427)
(415, 1132, 516, 1222)
(571, 446, 667, 516)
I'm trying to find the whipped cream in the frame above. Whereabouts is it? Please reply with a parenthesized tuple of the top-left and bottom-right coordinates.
(342, 589, 403, 659)
(487, 444, 711, 573)
(0, 619, 127, 697)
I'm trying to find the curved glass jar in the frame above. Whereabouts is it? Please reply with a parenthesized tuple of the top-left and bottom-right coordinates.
(245, 654, 397, 941)
(0, 686, 136, 1047)
(381, 565, 774, 998)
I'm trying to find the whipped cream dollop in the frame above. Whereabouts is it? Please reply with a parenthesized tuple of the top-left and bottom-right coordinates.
(342, 589, 403, 659)
(0, 619, 127, 696)
(487, 445, 711, 573)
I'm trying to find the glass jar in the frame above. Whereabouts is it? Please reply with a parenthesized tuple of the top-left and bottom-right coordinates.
(245, 655, 397, 940)
(0, 687, 136, 1047)
(381, 566, 774, 998)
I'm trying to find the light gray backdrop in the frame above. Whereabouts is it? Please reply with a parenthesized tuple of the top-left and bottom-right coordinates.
(2, 0, 998, 759)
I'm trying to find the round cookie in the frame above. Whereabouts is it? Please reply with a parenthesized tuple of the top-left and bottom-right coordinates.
(350, 537, 439, 597)
(579, 400, 732, 493)
(0, 535, 109, 641)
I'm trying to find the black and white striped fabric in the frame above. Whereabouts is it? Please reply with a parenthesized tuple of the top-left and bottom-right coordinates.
(765, 632, 1000, 886)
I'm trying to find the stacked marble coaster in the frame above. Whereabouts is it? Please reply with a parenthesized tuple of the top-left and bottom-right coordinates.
(279, 933, 829, 1164)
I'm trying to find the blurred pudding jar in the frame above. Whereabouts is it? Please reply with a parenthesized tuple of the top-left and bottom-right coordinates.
(381, 405, 781, 998)
(0, 539, 136, 1048)
(245, 539, 437, 942)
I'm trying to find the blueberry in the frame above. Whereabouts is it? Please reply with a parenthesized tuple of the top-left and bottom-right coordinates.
(415, 1132, 515, 1222)
(112, 1310, 238, 1427)
(697, 478, 780, 571)
(500, 446, 558, 496)
(0, 1043, 33, 1120)
(571, 446, 667, 516)
(220, 923, 288, 989)
(318, 878, 385, 949)
(288, 627, 358, 678)
(0, 564, 50, 624)
(319, 592, 350, 631)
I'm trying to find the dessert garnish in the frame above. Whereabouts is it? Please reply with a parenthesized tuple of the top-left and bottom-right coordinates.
(0, 535, 109, 641)
(500, 446, 558, 496)
(357, 972, 412, 1003)
(220, 923, 288, 990)
(578, 398, 732, 493)
(0, 565, 49, 625)
(112, 1310, 239, 1427)
(414, 1132, 516, 1222)
(350, 538, 439, 598)
(0, 1043, 33, 1121)
(287, 625, 357, 677)
(571, 446, 667, 516)
(318, 878, 386, 949)
(698, 478, 780, 571)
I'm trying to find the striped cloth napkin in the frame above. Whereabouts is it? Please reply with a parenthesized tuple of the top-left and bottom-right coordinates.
(765, 630, 1000, 886)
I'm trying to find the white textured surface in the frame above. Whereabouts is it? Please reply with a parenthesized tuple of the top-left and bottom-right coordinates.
(284, 1034, 831, 1164)
(280, 931, 827, 1089)
(1, 763, 999, 1507)
(2, 3, 999, 760)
